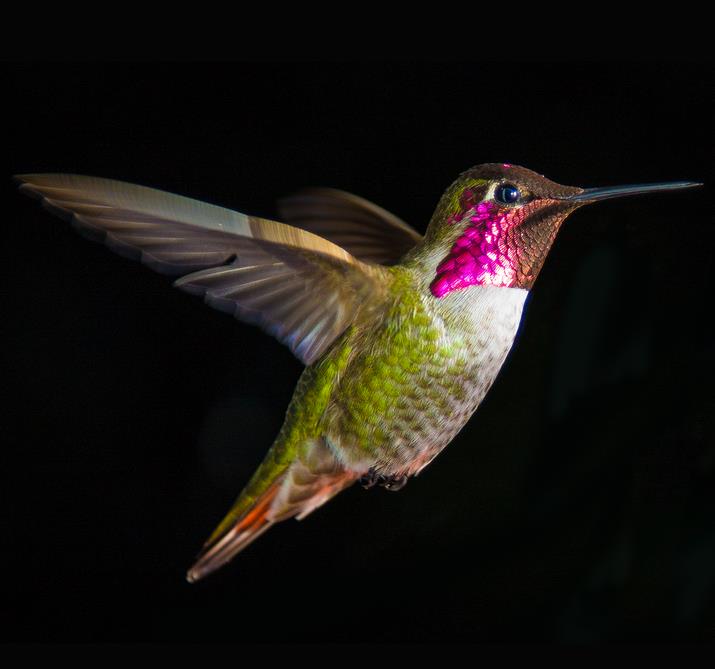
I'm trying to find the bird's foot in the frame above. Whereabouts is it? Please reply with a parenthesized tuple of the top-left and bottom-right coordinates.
(359, 468, 409, 492)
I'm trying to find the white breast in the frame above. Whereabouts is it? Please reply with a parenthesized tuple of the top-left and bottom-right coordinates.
(438, 285, 528, 337)
(406, 285, 529, 474)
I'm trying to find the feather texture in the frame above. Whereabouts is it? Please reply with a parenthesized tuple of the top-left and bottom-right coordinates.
(16, 174, 385, 365)
(277, 187, 422, 266)
(186, 437, 356, 582)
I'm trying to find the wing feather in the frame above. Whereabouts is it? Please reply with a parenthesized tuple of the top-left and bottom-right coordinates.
(277, 187, 423, 266)
(16, 174, 385, 365)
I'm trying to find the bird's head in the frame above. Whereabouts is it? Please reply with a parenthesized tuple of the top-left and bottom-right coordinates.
(422, 163, 700, 297)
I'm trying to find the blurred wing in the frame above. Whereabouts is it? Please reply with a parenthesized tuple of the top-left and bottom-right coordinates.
(16, 174, 384, 365)
(277, 187, 422, 265)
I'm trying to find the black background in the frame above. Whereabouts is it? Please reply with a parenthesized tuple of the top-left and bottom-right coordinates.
(2, 62, 713, 643)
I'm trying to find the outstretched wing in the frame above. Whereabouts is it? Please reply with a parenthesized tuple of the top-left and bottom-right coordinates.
(16, 174, 385, 365)
(277, 187, 422, 266)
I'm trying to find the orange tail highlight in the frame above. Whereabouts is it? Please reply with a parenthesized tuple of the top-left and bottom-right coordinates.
(186, 477, 284, 583)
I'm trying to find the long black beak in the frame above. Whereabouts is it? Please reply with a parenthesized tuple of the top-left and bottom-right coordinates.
(567, 181, 702, 203)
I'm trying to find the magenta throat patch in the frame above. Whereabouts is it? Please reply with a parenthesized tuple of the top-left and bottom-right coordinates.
(431, 200, 524, 297)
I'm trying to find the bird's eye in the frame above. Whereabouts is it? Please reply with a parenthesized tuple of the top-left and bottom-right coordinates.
(495, 183, 521, 205)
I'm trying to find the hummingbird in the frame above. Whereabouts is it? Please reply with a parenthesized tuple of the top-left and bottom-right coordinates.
(15, 164, 700, 582)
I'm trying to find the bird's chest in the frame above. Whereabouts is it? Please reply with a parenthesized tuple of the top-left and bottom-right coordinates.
(327, 286, 528, 472)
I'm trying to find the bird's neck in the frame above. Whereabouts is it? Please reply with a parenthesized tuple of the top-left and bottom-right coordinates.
(404, 197, 569, 298)
(388, 260, 529, 346)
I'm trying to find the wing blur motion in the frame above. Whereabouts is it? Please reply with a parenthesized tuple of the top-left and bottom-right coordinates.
(16, 174, 384, 365)
(277, 187, 422, 265)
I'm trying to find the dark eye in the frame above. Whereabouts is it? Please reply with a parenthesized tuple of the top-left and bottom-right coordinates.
(495, 183, 521, 204)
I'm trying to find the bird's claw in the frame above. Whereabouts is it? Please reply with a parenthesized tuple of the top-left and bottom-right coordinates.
(359, 468, 409, 492)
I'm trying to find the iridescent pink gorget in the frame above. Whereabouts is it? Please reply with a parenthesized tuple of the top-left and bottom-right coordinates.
(431, 196, 527, 297)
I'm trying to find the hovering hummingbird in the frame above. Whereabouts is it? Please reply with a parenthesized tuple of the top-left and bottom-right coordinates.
(15, 165, 700, 582)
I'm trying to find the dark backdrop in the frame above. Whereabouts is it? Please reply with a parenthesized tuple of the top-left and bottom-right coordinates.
(1, 62, 713, 643)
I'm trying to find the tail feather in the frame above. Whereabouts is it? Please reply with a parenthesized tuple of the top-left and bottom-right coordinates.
(186, 438, 358, 583)
(186, 477, 285, 583)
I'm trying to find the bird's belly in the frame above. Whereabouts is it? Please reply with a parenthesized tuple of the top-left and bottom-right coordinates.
(325, 286, 528, 475)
